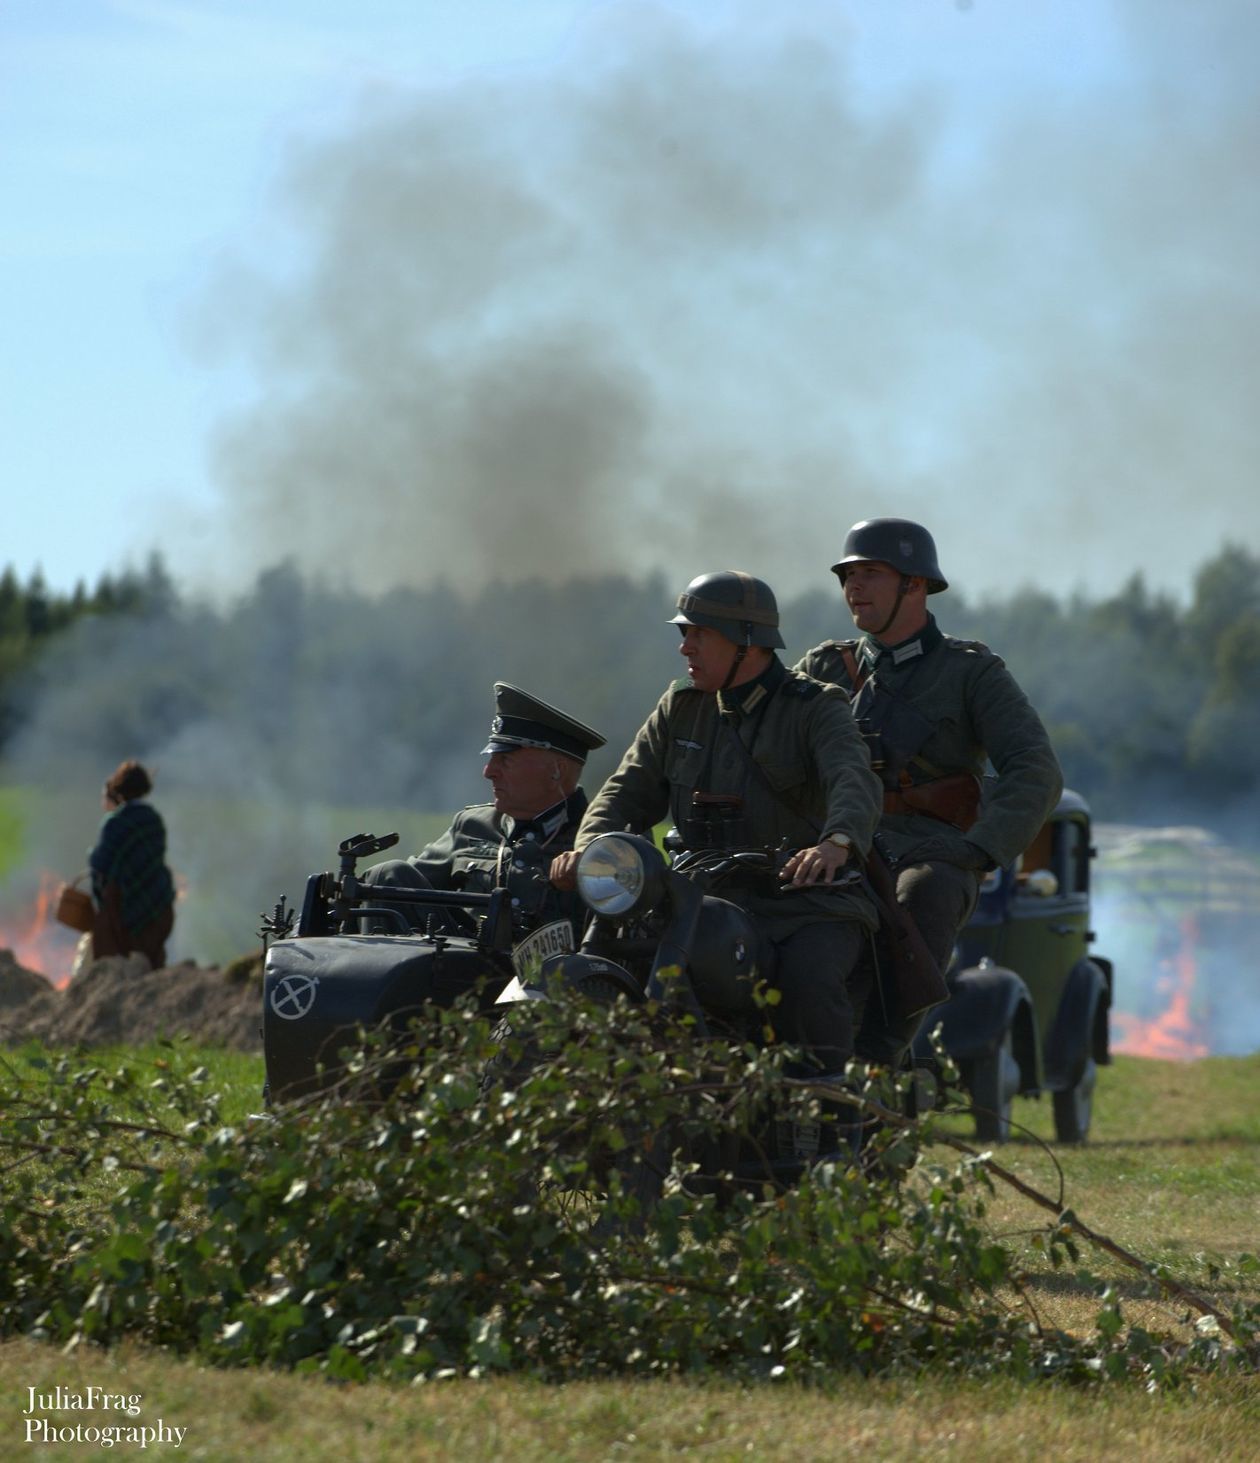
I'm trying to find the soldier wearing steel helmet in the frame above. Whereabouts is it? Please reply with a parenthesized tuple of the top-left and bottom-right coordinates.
(364, 682, 605, 942)
(795, 520, 1062, 1054)
(550, 571, 882, 1073)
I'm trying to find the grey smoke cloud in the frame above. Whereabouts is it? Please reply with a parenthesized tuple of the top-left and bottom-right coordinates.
(197, 9, 931, 596)
(190, 2, 1259, 605)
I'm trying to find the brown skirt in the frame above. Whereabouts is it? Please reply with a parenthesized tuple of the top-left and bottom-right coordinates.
(91, 883, 175, 970)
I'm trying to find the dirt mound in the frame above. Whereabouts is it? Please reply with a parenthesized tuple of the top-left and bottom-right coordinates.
(0, 947, 261, 1051)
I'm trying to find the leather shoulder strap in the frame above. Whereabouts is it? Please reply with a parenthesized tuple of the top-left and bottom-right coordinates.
(839, 644, 870, 696)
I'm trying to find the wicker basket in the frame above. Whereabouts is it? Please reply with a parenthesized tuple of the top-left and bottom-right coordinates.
(55, 879, 95, 933)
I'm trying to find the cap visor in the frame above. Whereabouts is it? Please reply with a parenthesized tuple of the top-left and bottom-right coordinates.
(481, 736, 526, 756)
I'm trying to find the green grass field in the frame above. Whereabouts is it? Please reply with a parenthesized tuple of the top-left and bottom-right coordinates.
(2, 789, 1257, 1454)
(0, 1044, 1256, 1459)
(0, 790, 24, 882)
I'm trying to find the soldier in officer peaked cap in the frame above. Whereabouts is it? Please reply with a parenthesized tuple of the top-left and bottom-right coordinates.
(364, 682, 605, 945)
(481, 682, 606, 762)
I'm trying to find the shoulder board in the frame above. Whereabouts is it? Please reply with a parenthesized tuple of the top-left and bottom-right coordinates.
(942, 636, 995, 657)
(668, 676, 701, 694)
(781, 671, 825, 699)
(820, 638, 858, 652)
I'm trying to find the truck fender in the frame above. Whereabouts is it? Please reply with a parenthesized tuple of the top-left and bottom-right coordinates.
(1089, 956, 1114, 1065)
(918, 963, 1041, 1093)
(1044, 957, 1111, 1090)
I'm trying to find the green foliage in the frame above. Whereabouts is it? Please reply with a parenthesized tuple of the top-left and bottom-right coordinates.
(933, 543, 1260, 820)
(0, 1007, 1254, 1386)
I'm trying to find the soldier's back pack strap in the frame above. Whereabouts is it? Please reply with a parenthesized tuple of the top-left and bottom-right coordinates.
(837, 644, 869, 695)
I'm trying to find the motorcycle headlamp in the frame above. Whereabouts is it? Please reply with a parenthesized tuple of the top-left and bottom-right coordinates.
(576, 834, 666, 919)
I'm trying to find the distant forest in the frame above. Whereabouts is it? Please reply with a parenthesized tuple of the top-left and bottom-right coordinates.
(2, 546, 1258, 839)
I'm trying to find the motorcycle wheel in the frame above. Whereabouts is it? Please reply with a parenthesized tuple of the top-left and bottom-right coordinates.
(969, 1027, 1020, 1143)
(481, 977, 665, 1231)
(481, 974, 628, 1088)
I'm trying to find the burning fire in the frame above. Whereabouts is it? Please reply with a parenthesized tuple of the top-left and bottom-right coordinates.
(0, 870, 84, 990)
(1112, 913, 1210, 1061)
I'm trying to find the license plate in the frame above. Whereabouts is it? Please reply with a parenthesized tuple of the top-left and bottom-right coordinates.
(510, 918, 574, 984)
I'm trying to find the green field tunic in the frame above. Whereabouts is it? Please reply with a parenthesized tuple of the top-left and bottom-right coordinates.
(576, 657, 882, 933)
(378, 789, 591, 937)
(794, 616, 1063, 871)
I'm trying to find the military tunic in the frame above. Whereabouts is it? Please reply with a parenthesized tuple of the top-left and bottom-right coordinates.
(796, 614, 1062, 1061)
(577, 656, 880, 1068)
(367, 789, 590, 940)
(576, 657, 882, 934)
(794, 616, 1062, 873)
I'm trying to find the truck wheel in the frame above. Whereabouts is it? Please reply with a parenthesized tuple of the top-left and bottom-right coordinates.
(1052, 1055, 1097, 1144)
(970, 1028, 1020, 1143)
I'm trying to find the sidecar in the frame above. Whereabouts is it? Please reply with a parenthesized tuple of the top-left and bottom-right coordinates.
(262, 832, 522, 1101)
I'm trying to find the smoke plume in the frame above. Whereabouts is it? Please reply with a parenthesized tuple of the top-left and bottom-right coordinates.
(177, 1, 1260, 606)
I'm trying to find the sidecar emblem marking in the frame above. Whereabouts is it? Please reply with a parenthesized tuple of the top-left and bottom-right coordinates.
(270, 974, 319, 1020)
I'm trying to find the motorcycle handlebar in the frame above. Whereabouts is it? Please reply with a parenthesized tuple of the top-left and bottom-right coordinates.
(674, 846, 862, 890)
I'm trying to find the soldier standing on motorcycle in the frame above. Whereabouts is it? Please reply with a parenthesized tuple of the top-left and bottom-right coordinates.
(795, 519, 1062, 1057)
(364, 683, 605, 942)
(550, 572, 882, 1073)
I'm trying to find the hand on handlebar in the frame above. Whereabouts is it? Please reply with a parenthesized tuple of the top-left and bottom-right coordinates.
(780, 841, 851, 887)
(549, 849, 579, 890)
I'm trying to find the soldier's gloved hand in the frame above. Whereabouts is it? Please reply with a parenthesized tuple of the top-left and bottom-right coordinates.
(549, 850, 579, 890)
(781, 841, 851, 888)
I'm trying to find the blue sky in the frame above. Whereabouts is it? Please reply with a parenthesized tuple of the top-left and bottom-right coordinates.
(3, 0, 1255, 605)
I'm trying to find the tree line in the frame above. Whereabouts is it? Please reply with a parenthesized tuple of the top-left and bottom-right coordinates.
(2, 545, 1258, 839)
(0, 556, 175, 744)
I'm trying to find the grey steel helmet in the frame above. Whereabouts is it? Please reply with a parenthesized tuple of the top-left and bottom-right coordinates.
(830, 518, 948, 594)
(669, 571, 786, 649)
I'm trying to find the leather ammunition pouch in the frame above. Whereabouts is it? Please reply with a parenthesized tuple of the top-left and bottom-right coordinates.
(882, 771, 981, 833)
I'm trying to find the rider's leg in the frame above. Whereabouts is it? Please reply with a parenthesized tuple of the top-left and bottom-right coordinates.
(894, 860, 982, 973)
(855, 860, 982, 1066)
(769, 921, 866, 1163)
(770, 920, 865, 1073)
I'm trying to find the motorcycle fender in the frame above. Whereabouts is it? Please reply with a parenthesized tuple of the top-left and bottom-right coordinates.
(1044, 958, 1111, 1090)
(493, 974, 549, 1006)
(495, 951, 643, 1006)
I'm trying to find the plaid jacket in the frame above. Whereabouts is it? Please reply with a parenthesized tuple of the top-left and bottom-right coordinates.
(89, 800, 175, 934)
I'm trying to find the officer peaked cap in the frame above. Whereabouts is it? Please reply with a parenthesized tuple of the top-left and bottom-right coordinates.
(480, 683, 606, 761)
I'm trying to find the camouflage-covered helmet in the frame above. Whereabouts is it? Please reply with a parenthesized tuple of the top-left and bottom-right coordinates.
(830, 518, 948, 594)
(669, 571, 786, 649)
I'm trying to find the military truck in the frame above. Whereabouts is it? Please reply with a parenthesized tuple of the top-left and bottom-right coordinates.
(913, 789, 1113, 1143)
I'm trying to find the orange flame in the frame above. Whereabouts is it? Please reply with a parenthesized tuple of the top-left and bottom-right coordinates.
(1112, 913, 1209, 1061)
(0, 871, 84, 990)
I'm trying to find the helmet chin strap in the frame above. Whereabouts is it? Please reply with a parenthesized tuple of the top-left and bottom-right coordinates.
(871, 575, 914, 641)
(720, 626, 753, 691)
